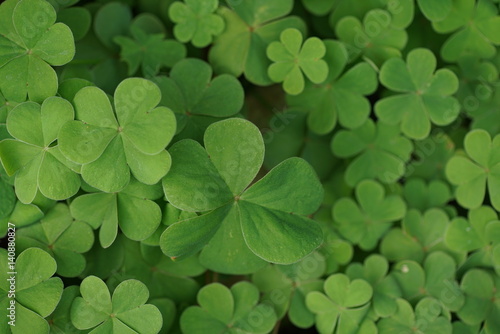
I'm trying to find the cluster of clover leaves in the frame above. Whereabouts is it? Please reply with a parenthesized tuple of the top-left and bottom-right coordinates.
(1, 0, 500, 333)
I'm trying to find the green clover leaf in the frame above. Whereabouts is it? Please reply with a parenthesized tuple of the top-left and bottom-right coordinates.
(331, 119, 413, 186)
(267, 28, 329, 95)
(180, 282, 277, 334)
(0, 0, 75, 103)
(70, 276, 163, 334)
(108, 238, 204, 304)
(408, 132, 455, 181)
(0, 248, 63, 334)
(375, 48, 460, 140)
(335, 9, 408, 67)
(381, 209, 463, 264)
(286, 40, 378, 134)
(457, 269, 500, 329)
(16, 203, 94, 277)
(161, 118, 324, 273)
(208, 0, 306, 85)
(445, 129, 500, 210)
(416, 0, 453, 21)
(114, 26, 186, 76)
(378, 298, 452, 334)
(169, 0, 225, 47)
(79, 235, 125, 280)
(153, 58, 244, 141)
(333, 179, 406, 250)
(306, 273, 375, 334)
(445, 206, 500, 271)
(469, 86, 500, 137)
(433, 0, 500, 62)
(58, 78, 176, 192)
(57, 6, 92, 42)
(391, 252, 464, 311)
(252, 252, 326, 329)
(346, 255, 402, 318)
(403, 178, 452, 211)
(93, 1, 132, 53)
(0, 97, 81, 204)
(70, 178, 163, 248)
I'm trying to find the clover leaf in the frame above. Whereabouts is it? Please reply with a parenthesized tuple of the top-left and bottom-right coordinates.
(0, 0, 75, 103)
(445, 206, 500, 272)
(432, 0, 500, 62)
(306, 273, 375, 334)
(403, 178, 452, 211)
(114, 26, 186, 76)
(0, 248, 63, 334)
(445, 129, 500, 210)
(266, 28, 328, 95)
(335, 9, 408, 66)
(457, 269, 500, 329)
(378, 298, 452, 334)
(161, 118, 324, 273)
(209, 0, 306, 85)
(57, 6, 92, 42)
(153, 58, 244, 141)
(181, 282, 277, 334)
(331, 119, 413, 186)
(0, 97, 81, 204)
(375, 48, 460, 140)
(408, 132, 455, 181)
(417, 0, 453, 21)
(391, 252, 464, 311)
(381, 209, 462, 263)
(71, 276, 163, 334)
(286, 40, 378, 134)
(169, 0, 225, 47)
(108, 238, 204, 303)
(16, 203, 94, 277)
(346, 255, 402, 318)
(333, 179, 406, 250)
(252, 252, 326, 329)
(58, 78, 176, 192)
(70, 178, 163, 248)
(469, 86, 500, 137)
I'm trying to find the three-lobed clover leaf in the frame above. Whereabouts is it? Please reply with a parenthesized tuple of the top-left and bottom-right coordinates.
(381, 208, 463, 264)
(0, 248, 63, 334)
(391, 252, 464, 311)
(252, 252, 326, 329)
(306, 273, 375, 334)
(335, 9, 408, 67)
(58, 78, 176, 193)
(346, 255, 402, 318)
(180, 282, 277, 334)
(375, 48, 460, 140)
(0, 97, 81, 204)
(378, 298, 452, 334)
(208, 0, 306, 85)
(169, 0, 225, 47)
(445, 129, 500, 210)
(445, 206, 500, 269)
(47, 286, 85, 334)
(333, 179, 406, 250)
(153, 58, 244, 142)
(402, 178, 452, 211)
(114, 25, 186, 76)
(432, 0, 500, 62)
(286, 40, 378, 134)
(267, 28, 329, 95)
(161, 118, 324, 274)
(457, 269, 500, 330)
(70, 178, 163, 248)
(0, 0, 75, 103)
(331, 119, 413, 186)
(16, 203, 94, 277)
(70, 276, 163, 334)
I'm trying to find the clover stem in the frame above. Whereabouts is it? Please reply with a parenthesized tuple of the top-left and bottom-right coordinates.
(272, 319, 281, 334)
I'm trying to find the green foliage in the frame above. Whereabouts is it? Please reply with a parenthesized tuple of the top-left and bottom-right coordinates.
(2, 0, 500, 333)
(70, 276, 163, 333)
